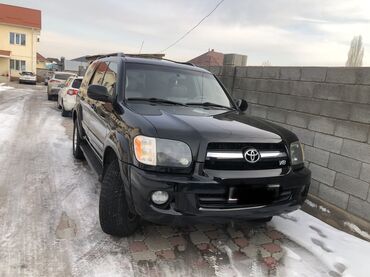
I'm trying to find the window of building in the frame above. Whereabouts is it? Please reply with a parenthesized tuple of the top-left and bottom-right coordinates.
(10, 32, 26, 45)
(10, 59, 26, 71)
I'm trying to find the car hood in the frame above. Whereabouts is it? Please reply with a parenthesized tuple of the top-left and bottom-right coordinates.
(127, 103, 297, 151)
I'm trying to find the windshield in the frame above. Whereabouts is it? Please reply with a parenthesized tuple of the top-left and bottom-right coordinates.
(54, 74, 74, 80)
(21, 72, 34, 76)
(125, 63, 233, 108)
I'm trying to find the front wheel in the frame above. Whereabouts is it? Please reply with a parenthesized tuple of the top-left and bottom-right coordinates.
(72, 121, 84, 160)
(99, 160, 139, 237)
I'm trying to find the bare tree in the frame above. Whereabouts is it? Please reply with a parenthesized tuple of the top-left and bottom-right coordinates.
(346, 35, 364, 67)
(262, 60, 272, 66)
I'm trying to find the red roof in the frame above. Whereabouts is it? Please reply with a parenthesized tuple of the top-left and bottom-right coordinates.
(37, 52, 46, 62)
(0, 50, 11, 56)
(188, 49, 224, 67)
(0, 4, 41, 29)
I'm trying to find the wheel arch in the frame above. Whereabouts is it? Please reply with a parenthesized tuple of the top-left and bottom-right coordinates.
(102, 142, 135, 212)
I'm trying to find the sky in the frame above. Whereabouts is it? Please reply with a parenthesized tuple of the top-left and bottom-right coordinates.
(5, 0, 370, 65)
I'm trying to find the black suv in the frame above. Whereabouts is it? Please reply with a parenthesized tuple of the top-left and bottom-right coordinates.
(72, 53, 311, 237)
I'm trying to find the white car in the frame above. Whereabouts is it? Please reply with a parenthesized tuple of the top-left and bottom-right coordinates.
(19, 71, 37, 85)
(47, 72, 77, 100)
(57, 76, 83, 117)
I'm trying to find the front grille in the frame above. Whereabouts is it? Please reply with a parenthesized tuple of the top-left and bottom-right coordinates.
(204, 142, 289, 171)
(198, 185, 295, 209)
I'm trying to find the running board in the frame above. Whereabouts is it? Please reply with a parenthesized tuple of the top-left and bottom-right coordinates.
(80, 143, 103, 180)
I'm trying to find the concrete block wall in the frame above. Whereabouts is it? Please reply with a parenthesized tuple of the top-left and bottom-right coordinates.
(207, 66, 370, 223)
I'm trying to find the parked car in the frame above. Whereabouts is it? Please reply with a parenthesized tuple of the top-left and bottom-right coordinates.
(57, 76, 83, 117)
(47, 72, 76, 100)
(72, 54, 311, 237)
(19, 71, 37, 85)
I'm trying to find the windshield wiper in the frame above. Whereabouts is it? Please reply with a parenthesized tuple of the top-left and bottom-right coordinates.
(186, 102, 235, 110)
(127, 97, 188, 106)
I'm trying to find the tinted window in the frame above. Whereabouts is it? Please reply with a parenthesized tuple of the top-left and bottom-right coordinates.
(125, 63, 232, 108)
(72, 79, 82, 89)
(90, 62, 108, 85)
(21, 72, 33, 76)
(102, 62, 118, 96)
(55, 74, 74, 80)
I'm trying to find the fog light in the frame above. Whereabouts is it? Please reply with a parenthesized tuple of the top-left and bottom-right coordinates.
(151, 191, 169, 205)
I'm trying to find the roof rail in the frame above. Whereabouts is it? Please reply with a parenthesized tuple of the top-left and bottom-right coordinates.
(139, 56, 196, 67)
(100, 52, 125, 58)
(86, 52, 125, 62)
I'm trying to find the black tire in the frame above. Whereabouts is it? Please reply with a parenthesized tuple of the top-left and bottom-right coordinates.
(99, 160, 139, 237)
(72, 121, 84, 160)
(61, 104, 69, 117)
(47, 94, 52, 101)
(57, 96, 62, 109)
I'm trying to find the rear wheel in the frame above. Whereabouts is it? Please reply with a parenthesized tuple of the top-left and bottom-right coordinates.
(61, 103, 69, 117)
(57, 96, 62, 109)
(99, 160, 139, 237)
(72, 121, 84, 160)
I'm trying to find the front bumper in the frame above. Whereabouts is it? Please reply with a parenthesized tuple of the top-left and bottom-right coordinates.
(129, 164, 311, 224)
(20, 78, 36, 84)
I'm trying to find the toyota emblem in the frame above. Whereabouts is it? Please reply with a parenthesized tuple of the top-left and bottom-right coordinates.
(244, 148, 261, 163)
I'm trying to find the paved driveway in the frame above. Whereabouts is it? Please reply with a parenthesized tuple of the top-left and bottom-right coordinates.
(0, 84, 344, 276)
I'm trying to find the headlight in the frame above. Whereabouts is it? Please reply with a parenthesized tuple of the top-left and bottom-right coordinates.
(134, 135, 192, 167)
(290, 141, 304, 166)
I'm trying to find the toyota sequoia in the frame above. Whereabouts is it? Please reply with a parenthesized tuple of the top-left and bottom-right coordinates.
(72, 53, 311, 237)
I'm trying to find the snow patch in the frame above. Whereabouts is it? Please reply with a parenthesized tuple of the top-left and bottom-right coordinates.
(319, 205, 331, 214)
(270, 210, 370, 277)
(305, 199, 317, 208)
(0, 83, 14, 91)
(344, 222, 370, 241)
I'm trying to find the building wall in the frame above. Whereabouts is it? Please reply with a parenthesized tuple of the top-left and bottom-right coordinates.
(0, 24, 40, 77)
(36, 60, 46, 69)
(0, 58, 8, 76)
(208, 65, 370, 223)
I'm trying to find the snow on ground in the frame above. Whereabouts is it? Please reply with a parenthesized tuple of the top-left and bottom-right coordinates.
(0, 83, 14, 91)
(344, 222, 370, 241)
(271, 210, 370, 277)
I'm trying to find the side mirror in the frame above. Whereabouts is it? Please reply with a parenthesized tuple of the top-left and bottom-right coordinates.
(236, 99, 248, 112)
(87, 84, 110, 102)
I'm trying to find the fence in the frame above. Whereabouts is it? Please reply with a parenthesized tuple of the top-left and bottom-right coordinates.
(206, 65, 370, 224)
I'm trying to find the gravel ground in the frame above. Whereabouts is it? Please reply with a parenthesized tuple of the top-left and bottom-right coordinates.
(0, 84, 335, 276)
